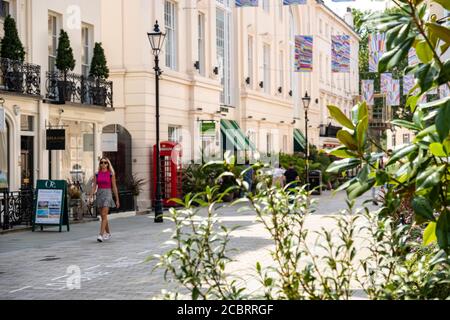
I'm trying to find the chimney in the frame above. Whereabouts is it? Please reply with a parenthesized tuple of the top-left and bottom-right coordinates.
(344, 7, 354, 28)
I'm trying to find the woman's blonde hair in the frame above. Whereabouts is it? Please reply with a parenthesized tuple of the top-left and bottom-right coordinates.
(98, 157, 115, 176)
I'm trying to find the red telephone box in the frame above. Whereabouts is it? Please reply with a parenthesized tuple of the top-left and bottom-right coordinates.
(152, 141, 182, 207)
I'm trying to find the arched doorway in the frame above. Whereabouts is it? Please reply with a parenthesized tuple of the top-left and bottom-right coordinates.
(102, 124, 133, 211)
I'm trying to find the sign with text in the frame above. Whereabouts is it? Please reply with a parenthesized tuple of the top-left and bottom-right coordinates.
(33, 180, 69, 232)
(201, 122, 216, 138)
(101, 133, 118, 152)
(46, 129, 66, 150)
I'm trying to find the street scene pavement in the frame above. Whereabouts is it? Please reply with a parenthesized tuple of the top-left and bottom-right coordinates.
(0, 191, 376, 300)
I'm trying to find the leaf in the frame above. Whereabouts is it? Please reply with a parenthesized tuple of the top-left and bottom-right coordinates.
(416, 165, 445, 192)
(347, 179, 375, 200)
(358, 101, 368, 122)
(356, 116, 368, 152)
(433, 0, 450, 10)
(426, 23, 450, 44)
(329, 148, 358, 159)
(429, 142, 447, 157)
(337, 130, 358, 151)
(441, 42, 450, 55)
(423, 222, 437, 246)
(327, 105, 355, 130)
(416, 63, 438, 93)
(326, 158, 361, 174)
(390, 119, 421, 131)
(378, 37, 414, 73)
(436, 99, 450, 141)
(415, 40, 433, 64)
(412, 196, 436, 224)
(436, 210, 450, 249)
(386, 144, 419, 166)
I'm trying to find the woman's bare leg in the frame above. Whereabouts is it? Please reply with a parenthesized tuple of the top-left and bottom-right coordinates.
(105, 208, 110, 234)
(100, 207, 108, 235)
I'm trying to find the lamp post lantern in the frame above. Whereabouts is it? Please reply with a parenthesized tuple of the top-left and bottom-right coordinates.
(148, 21, 166, 223)
(302, 91, 311, 188)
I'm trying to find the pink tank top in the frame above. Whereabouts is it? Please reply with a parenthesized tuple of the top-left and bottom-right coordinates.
(97, 171, 112, 189)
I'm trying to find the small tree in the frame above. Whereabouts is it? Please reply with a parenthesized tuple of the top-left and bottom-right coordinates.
(89, 42, 109, 81)
(0, 15, 25, 62)
(55, 29, 75, 101)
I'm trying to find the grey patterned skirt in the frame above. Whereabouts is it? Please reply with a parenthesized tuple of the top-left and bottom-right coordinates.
(96, 188, 116, 208)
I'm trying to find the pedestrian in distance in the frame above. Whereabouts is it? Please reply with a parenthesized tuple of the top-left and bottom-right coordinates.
(90, 157, 120, 242)
(272, 163, 286, 187)
(284, 163, 299, 189)
(242, 159, 254, 196)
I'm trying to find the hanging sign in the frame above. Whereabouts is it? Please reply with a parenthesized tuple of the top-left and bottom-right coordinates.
(295, 36, 313, 72)
(283, 0, 306, 4)
(201, 122, 216, 138)
(331, 35, 350, 73)
(32, 180, 70, 232)
(101, 133, 118, 152)
(46, 129, 66, 150)
(362, 80, 374, 106)
(235, 0, 258, 7)
(369, 33, 385, 72)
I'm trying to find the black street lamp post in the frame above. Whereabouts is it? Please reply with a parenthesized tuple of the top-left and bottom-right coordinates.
(148, 21, 166, 223)
(302, 91, 311, 188)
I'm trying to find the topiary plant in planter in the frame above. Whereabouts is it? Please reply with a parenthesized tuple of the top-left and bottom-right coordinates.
(89, 42, 109, 106)
(0, 15, 25, 92)
(55, 29, 75, 103)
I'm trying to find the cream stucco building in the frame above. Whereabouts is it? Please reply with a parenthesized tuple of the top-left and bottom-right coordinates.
(100, 0, 360, 208)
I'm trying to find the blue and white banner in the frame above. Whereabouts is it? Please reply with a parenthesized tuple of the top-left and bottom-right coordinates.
(283, 0, 307, 4)
(235, 0, 258, 7)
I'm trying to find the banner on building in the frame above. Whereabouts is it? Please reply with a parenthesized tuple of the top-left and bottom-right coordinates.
(362, 80, 374, 106)
(408, 48, 419, 65)
(283, 0, 306, 4)
(331, 35, 350, 73)
(368, 33, 385, 73)
(380, 73, 392, 93)
(295, 35, 313, 72)
(387, 79, 400, 106)
(403, 74, 415, 95)
(440, 84, 450, 99)
(235, 0, 258, 7)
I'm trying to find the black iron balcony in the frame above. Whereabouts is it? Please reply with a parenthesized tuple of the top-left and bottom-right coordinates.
(0, 58, 41, 96)
(45, 71, 113, 108)
(319, 123, 342, 138)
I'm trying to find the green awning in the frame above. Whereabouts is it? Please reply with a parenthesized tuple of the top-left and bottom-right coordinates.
(294, 128, 306, 153)
(221, 119, 256, 152)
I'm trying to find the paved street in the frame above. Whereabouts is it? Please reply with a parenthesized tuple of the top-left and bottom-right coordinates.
(0, 191, 376, 300)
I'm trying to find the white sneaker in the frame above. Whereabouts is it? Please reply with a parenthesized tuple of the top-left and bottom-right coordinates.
(97, 235, 103, 242)
(103, 233, 111, 240)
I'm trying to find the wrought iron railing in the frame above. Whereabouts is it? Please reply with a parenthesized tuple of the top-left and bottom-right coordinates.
(45, 71, 113, 108)
(0, 188, 34, 230)
(0, 58, 41, 96)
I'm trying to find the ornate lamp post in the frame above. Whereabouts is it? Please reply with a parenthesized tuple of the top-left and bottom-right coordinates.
(147, 21, 166, 223)
(302, 91, 311, 187)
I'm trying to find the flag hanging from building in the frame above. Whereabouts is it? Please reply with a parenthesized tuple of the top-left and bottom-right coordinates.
(440, 84, 450, 99)
(235, 0, 258, 7)
(295, 35, 313, 72)
(380, 73, 392, 93)
(387, 79, 400, 106)
(408, 48, 419, 65)
(368, 33, 385, 72)
(362, 80, 374, 106)
(331, 35, 350, 73)
(283, 0, 306, 4)
(403, 74, 415, 95)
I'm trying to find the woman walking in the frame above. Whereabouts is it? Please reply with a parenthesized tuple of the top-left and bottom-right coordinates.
(91, 158, 120, 242)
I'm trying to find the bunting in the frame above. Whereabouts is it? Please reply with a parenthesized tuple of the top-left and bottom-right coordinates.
(331, 35, 350, 73)
(362, 80, 374, 106)
(408, 48, 419, 65)
(283, 0, 306, 4)
(235, 0, 258, 7)
(380, 73, 392, 93)
(295, 35, 313, 72)
(403, 74, 415, 95)
(368, 33, 385, 72)
(387, 79, 400, 106)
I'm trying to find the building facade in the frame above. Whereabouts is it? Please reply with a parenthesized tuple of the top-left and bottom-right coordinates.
(100, 0, 360, 208)
(0, 0, 112, 196)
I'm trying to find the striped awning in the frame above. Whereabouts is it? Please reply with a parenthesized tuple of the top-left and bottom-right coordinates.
(221, 119, 256, 151)
(294, 128, 306, 153)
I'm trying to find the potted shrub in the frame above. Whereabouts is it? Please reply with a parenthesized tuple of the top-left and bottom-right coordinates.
(0, 15, 25, 92)
(68, 183, 82, 220)
(55, 29, 76, 103)
(89, 42, 109, 106)
(127, 174, 146, 212)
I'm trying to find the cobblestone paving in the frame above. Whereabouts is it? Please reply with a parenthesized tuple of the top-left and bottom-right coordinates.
(0, 191, 376, 300)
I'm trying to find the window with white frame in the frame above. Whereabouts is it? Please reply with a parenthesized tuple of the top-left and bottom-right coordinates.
(319, 18, 322, 34)
(248, 35, 253, 86)
(283, 135, 288, 153)
(266, 132, 272, 155)
(81, 24, 93, 78)
(164, 0, 177, 70)
(48, 13, 60, 72)
(216, 2, 232, 105)
(263, 44, 270, 94)
(198, 13, 205, 76)
(0, 0, 10, 18)
(319, 53, 323, 81)
(279, 0, 283, 20)
(168, 125, 182, 143)
(403, 133, 410, 144)
(279, 51, 284, 91)
(263, 0, 269, 12)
